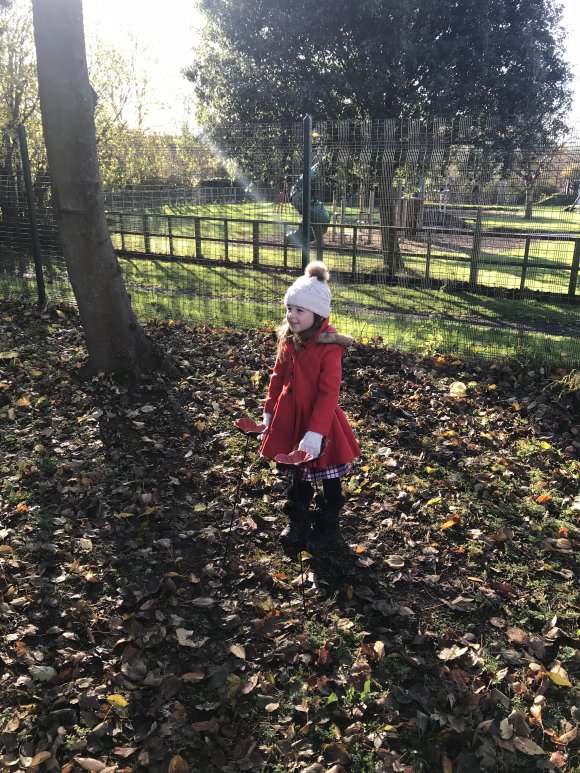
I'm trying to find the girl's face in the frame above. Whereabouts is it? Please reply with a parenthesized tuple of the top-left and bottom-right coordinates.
(286, 304, 315, 333)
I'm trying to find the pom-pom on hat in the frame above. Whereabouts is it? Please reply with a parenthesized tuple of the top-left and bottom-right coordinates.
(284, 261, 331, 318)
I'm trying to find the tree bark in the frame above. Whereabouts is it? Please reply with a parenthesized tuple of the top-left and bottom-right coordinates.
(524, 184, 534, 220)
(378, 163, 403, 276)
(31, 0, 169, 376)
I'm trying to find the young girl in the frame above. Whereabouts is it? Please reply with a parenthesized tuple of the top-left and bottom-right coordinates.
(260, 261, 361, 554)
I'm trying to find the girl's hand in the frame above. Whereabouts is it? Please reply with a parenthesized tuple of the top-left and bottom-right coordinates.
(259, 412, 272, 441)
(298, 431, 324, 459)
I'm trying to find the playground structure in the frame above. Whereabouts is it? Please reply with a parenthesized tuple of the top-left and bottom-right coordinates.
(286, 163, 330, 246)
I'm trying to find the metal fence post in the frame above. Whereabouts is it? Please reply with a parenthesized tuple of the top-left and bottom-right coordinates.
(302, 114, 312, 270)
(17, 124, 46, 305)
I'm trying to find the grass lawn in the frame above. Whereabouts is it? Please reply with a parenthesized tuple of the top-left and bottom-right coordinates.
(107, 201, 580, 298)
(3, 199, 579, 366)
(3, 252, 580, 365)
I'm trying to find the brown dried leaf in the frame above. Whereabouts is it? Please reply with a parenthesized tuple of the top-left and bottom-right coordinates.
(512, 737, 545, 755)
(507, 626, 530, 646)
(74, 758, 107, 772)
(28, 751, 52, 767)
(168, 755, 189, 773)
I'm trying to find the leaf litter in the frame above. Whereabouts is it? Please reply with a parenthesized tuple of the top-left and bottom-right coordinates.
(0, 301, 578, 772)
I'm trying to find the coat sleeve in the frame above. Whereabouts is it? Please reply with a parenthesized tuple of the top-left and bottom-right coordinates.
(307, 345, 343, 437)
(263, 351, 288, 414)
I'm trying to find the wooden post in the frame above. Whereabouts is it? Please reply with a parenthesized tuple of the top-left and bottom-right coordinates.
(253, 221, 260, 266)
(424, 230, 432, 285)
(351, 225, 358, 278)
(340, 198, 346, 245)
(194, 217, 202, 258)
(143, 214, 151, 254)
(283, 223, 288, 267)
(168, 214, 174, 257)
(224, 219, 229, 261)
(367, 188, 375, 245)
(568, 238, 580, 298)
(519, 236, 531, 293)
(468, 208, 483, 289)
(120, 212, 126, 252)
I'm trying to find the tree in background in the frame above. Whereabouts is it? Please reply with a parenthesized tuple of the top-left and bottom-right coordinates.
(187, 0, 571, 132)
(0, 1, 43, 245)
(31, 0, 170, 376)
(187, 0, 572, 260)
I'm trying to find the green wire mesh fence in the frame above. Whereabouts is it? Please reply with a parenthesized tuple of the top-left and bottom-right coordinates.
(2, 118, 580, 365)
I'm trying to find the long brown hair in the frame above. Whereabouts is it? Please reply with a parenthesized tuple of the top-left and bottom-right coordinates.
(275, 314, 325, 362)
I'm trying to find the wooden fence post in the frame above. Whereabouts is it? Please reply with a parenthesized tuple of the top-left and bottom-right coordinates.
(168, 214, 174, 257)
(351, 225, 358, 278)
(120, 212, 126, 252)
(340, 198, 346, 245)
(468, 208, 483, 289)
(283, 223, 288, 268)
(253, 221, 260, 266)
(223, 219, 229, 261)
(194, 217, 202, 259)
(568, 238, 580, 298)
(424, 230, 432, 285)
(519, 236, 531, 293)
(143, 214, 151, 254)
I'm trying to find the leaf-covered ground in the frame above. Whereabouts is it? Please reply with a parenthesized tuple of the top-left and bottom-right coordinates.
(0, 300, 578, 773)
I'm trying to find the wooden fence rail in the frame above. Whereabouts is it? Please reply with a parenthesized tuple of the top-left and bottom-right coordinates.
(105, 210, 580, 298)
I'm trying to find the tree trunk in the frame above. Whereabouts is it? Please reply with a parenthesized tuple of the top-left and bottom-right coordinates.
(524, 184, 534, 220)
(31, 0, 169, 376)
(378, 163, 403, 276)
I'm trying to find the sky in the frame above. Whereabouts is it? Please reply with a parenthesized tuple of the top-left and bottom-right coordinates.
(82, 0, 580, 133)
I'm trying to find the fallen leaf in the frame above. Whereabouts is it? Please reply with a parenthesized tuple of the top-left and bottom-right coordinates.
(181, 672, 205, 683)
(438, 645, 468, 662)
(28, 751, 52, 767)
(74, 759, 107, 772)
(506, 627, 530, 646)
(549, 751, 568, 768)
(191, 597, 216, 608)
(113, 748, 137, 758)
(553, 725, 577, 745)
(449, 381, 467, 397)
(168, 755, 189, 773)
(106, 694, 129, 708)
(29, 665, 57, 682)
(512, 736, 544, 755)
(230, 644, 246, 659)
(547, 671, 572, 688)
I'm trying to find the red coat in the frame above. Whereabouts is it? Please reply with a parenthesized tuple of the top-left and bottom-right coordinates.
(260, 320, 361, 470)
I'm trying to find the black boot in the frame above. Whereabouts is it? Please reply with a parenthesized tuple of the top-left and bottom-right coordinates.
(279, 481, 313, 555)
(307, 494, 346, 552)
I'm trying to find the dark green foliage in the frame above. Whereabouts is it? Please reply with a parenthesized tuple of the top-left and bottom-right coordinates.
(187, 0, 572, 138)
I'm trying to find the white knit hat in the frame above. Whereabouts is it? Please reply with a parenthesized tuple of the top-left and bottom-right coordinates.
(284, 261, 331, 318)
